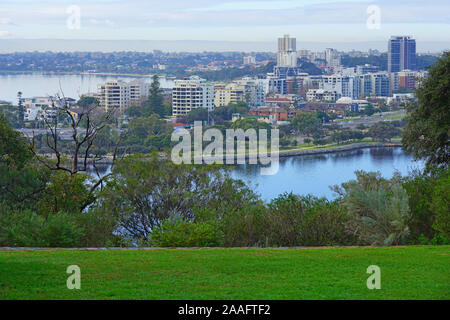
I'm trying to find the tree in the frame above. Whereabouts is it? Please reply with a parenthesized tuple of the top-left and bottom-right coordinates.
(28, 95, 122, 212)
(292, 113, 322, 136)
(212, 103, 249, 124)
(146, 75, 166, 117)
(0, 114, 49, 209)
(77, 96, 99, 108)
(368, 122, 400, 142)
(403, 52, 450, 168)
(96, 154, 259, 241)
(17, 91, 24, 128)
(186, 107, 209, 124)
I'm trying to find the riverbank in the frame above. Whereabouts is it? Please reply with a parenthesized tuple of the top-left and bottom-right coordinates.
(0, 70, 171, 78)
(38, 141, 403, 165)
(277, 141, 402, 158)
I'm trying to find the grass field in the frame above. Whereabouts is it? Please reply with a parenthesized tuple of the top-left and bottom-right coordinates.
(0, 246, 448, 300)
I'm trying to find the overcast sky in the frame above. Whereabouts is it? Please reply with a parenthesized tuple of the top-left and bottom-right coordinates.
(1, 0, 449, 51)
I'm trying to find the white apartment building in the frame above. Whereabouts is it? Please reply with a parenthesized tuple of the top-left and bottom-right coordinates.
(98, 80, 130, 114)
(325, 48, 341, 68)
(233, 77, 266, 107)
(172, 76, 215, 116)
(321, 75, 358, 99)
(97, 79, 150, 114)
(129, 79, 150, 104)
(214, 84, 245, 108)
(23, 96, 76, 121)
(307, 89, 341, 102)
(277, 34, 297, 67)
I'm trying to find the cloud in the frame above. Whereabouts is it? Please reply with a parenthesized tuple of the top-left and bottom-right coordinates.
(0, 18, 14, 25)
(0, 31, 13, 37)
(0, 0, 449, 41)
(89, 19, 116, 27)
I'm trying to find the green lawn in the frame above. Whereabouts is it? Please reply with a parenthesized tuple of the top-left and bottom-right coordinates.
(0, 246, 448, 300)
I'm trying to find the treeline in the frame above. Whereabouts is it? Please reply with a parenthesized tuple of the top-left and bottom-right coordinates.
(0, 132, 448, 248)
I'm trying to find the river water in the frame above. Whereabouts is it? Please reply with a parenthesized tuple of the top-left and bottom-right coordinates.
(231, 147, 424, 201)
(0, 73, 174, 103)
(91, 147, 424, 202)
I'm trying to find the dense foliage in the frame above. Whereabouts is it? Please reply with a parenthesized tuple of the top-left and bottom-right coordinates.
(403, 51, 450, 168)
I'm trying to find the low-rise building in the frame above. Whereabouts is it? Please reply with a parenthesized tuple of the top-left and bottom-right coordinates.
(23, 96, 76, 121)
(306, 89, 341, 102)
(231, 113, 276, 124)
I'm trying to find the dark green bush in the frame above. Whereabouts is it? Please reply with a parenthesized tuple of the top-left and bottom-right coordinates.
(0, 206, 84, 247)
(267, 193, 352, 247)
(402, 167, 449, 242)
(150, 218, 223, 247)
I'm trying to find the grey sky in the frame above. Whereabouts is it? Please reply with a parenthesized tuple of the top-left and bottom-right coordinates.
(0, 0, 449, 51)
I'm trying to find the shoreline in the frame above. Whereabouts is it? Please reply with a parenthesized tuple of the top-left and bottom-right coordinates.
(40, 142, 403, 165)
(0, 70, 171, 78)
(277, 142, 402, 158)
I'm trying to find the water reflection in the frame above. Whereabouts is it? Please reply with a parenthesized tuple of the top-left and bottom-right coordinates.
(87, 147, 425, 202)
(231, 147, 423, 201)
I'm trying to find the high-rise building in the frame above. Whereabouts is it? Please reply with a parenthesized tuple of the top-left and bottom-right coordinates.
(357, 73, 392, 97)
(234, 77, 266, 107)
(388, 36, 416, 72)
(277, 34, 297, 67)
(214, 84, 245, 108)
(98, 80, 130, 114)
(325, 48, 341, 68)
(172, 76, 214, 116)
(97, 79, 149, 114)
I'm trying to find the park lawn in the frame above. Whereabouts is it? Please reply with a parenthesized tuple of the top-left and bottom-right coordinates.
(0, 246, 448, 300)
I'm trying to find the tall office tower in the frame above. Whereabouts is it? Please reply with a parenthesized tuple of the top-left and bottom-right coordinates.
(277, 34, 297, 67)
(388, 36, 416, 72)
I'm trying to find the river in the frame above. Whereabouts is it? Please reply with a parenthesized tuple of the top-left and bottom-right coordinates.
(230, 147, 424, 201)
(0, 73, 174, 103)
(91, 147, 424, 202)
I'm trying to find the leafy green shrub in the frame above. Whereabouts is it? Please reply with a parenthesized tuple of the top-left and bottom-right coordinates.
(267, 193, 352, 247)
(402, 167, 449, 242)
(41, 213, 85, 247)
(218, 205, 269, 247)
(431, 175, 450, 238)
(150, 218, 223, 247)
(418, 233, 450, 245)
(0, 207, 46, 247)
(0, 206, 84, 247)
(337, 171, 411, 245)
(76, 209, 118, 247)
(294, 195, 353, 246)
